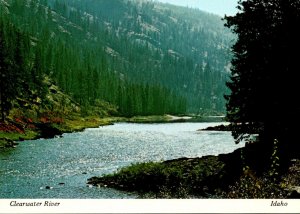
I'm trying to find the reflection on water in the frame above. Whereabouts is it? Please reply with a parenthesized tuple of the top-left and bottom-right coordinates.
(0, 122, 244, 198)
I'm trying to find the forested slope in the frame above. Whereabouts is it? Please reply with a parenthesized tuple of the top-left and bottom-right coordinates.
(0, 0, 233, 117)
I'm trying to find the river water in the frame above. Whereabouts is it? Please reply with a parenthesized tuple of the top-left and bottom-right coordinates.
(0, 122, 244, 198)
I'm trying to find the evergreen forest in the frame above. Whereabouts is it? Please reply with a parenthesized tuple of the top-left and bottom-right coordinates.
(0, 0, 233, 119)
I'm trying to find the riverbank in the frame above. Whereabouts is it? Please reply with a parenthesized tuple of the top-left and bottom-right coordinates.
(0, 116, 115, 149)
(2, 118, 299, 199)
(0, 122, 238, 198)
(88, 140, 300, 198)
(0, 77, 225, 149)
(0, 114, 210, 149)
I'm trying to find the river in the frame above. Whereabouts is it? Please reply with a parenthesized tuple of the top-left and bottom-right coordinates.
(0, 122, 244, 198)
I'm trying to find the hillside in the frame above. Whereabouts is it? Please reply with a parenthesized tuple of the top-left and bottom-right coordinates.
(0, 0, 234, 115)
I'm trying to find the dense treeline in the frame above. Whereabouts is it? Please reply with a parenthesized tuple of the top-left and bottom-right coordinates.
(1, 0, 232, 114)
(55, 0, 232, 113)
(0, 0, 187, 119)
(0, 17, 48, 121)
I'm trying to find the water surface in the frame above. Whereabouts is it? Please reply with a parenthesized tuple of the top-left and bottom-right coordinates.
(0, 122, 244, 198)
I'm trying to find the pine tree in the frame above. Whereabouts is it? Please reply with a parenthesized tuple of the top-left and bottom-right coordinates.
(0, 21, 21, 120)
(225, 0, 300, 157)
(0, 22, 10, 121)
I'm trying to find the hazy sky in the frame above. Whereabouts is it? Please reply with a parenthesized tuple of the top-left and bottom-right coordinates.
(156, 0, 239, 16)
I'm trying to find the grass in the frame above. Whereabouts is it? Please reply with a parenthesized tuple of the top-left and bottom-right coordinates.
(0, 115, 109, 147)
(0, 130, 39, 148)
(128, 115, 171, 123)
(0, 114, 180, 145)
(0, 130, 39, 141)
(88, 156, 227, 198)
(59, 117, 112, 132)
(53, 114, 194, 135)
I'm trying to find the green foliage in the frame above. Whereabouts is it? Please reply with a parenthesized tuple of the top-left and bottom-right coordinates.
(88, 156, 226, 198)
(0, 20, 13, 121)
(1, 0, 191, 117)
(0, 18, 46, 121)
(0, 130, 38, 142)
(2, 0, 233, 115)
(128, 115, 170, 123)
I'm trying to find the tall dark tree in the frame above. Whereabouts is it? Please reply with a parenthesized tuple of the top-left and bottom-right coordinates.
(225, 0, 300, 157)
(0, 22, 8, 121)
(0, 21, 17, 121)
